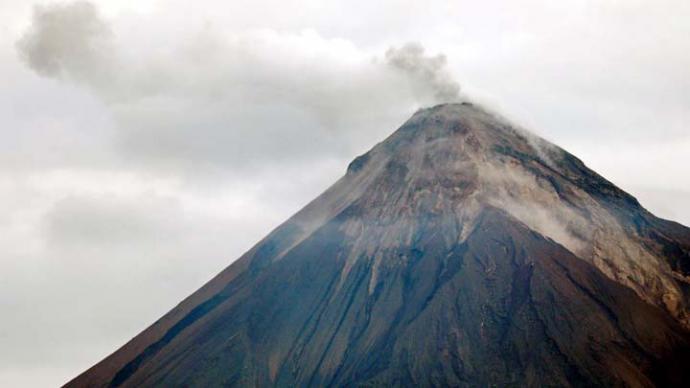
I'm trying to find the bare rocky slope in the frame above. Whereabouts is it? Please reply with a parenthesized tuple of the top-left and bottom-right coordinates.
(67, 103, 690, 387)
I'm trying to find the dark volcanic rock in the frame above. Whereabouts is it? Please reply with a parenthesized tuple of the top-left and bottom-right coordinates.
(66, 103, 690, 387)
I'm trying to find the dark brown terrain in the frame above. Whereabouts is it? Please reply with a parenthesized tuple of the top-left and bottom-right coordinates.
(67, 103, 690, 387)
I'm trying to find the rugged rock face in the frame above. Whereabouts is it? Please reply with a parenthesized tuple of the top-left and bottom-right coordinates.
(67, 103, 690, 387)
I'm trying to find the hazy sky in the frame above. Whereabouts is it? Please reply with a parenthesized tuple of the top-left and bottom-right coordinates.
(1, 0, 689, 386)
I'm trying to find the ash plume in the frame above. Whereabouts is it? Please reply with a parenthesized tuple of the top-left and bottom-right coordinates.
(385, 42, 461, 103)
(16, 1, 113, 85)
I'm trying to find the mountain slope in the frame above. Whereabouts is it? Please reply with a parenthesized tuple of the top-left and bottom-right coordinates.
(67, 103, 690, 387)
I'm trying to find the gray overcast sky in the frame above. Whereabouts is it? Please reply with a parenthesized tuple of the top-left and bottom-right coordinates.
(1, 0, 689, 386)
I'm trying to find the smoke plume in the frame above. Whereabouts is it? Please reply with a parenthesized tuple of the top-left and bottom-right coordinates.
(385, 42, 461, 103)
(15, 1, 114, 86)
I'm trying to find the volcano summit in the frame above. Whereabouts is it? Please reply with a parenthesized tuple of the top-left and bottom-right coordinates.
(68, 103, 690, 387)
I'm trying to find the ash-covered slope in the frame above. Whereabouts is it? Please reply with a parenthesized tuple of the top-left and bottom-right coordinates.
(68, 103, 690, 387)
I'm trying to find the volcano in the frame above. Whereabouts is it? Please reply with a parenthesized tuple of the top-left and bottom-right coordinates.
(68, 103, 690, 387)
